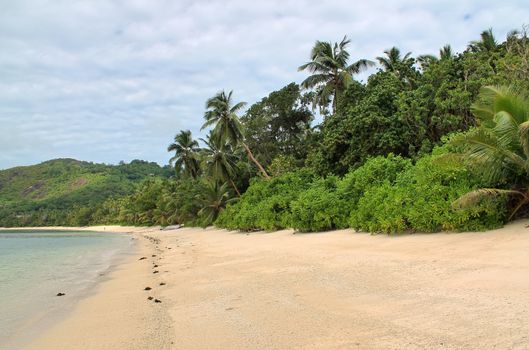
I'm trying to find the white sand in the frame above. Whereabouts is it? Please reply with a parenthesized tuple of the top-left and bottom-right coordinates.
(24, 221, 529, 349)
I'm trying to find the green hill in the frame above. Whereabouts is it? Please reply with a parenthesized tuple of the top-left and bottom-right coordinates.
(0, 158, 172, 227)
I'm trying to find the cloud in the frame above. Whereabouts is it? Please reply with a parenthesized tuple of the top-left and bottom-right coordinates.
(0, 0, 528, 168)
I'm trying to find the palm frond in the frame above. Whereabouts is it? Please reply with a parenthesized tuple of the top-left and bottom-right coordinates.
(452, 188, 525, 209)
(519, 121, 529, 158)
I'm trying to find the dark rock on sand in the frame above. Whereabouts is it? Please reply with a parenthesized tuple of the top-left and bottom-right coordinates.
(56, 292, 65, 296)
(144, 287, 152, 291)
(148, 296, 153, 300)
(154, 299, 162, 303)
(139, 257, 147, 260)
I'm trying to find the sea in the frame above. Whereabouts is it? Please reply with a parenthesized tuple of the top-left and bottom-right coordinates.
(0, 230, 134, 349)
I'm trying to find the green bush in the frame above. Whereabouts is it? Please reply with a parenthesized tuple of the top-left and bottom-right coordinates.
(291, 176, 349, 232)
(215, 170, 317, 231)
(290, 155, 410, 232)
(350, 151, 506, 233)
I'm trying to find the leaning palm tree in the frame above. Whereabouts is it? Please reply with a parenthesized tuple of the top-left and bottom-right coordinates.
(202, 90, 270, 178)
(453, 86, 529, 219)
(196, 180, 237, 227)
(298, 36, 374, 114)
(167, 130, 201, 179)
(201, 132, 241, 196)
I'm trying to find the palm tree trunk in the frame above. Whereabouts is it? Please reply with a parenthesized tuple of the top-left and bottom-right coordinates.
(333, 89, 338, 115)
(229, 178, 241, 196)
(242, 142, 270, 179)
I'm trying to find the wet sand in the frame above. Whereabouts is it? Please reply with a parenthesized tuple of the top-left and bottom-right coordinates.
(25, 221, 529, 349)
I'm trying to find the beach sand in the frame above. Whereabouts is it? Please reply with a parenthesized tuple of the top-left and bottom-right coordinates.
(24, 221, 529, 349)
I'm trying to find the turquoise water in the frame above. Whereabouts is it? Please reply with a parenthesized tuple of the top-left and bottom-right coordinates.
(0, 230, 133, 348)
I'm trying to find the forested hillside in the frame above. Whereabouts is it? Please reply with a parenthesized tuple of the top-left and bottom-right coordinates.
(0, 159, 171, 226)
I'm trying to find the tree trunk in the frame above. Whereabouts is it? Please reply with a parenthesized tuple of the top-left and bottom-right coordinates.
(242, 142, 270, 179)
(229, 178, 241, 196)
(333, 89, 338, 115)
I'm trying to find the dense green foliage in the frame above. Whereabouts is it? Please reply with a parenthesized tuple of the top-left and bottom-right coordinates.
(216, 170, 317, 231)
(452, 85, 529, 220)
(350, 149, 506, 233)
(3, 28, 529, 233)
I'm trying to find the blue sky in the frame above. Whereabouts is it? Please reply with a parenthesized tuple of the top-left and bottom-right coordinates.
(1, 0, 528, 169)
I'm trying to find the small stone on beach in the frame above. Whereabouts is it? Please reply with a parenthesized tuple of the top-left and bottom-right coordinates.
(147, 296, 153, 300)
(159, 282, 166, 286)
(56, 292, 65, 296)
(154, 299, 162, 303)
(153, 270, 159, 274)
(144, 287, 152, 291)
(139, 257, 147, 260)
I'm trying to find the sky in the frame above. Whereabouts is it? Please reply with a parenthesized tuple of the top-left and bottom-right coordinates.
(1, 0, 528, 169)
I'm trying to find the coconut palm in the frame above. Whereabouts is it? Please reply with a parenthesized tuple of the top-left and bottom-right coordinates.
(469, 28, 498, 53)
(453, 86, 529, 219)
(201, 132, 241, 196)
(167, 130, 200, 179)
(196, 180, 237, 227)
(417, 45, 455, 69)
(377, 46, 418, 88)
(377, 47, 414, 73)
(202, 90, 270, 178)
(439, 44, 454, 60)
(298, 36, 374, 114)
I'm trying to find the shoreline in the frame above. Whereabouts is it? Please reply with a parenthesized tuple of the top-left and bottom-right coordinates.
(0, 227, 144, 349)
(19, 226, 175, 350)
(9, 221, 529, 349)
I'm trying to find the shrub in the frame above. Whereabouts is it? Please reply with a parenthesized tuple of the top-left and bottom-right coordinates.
(350, 151, 507, 233)
(215, 169, 317, 231)
(291, 177, 349, 232)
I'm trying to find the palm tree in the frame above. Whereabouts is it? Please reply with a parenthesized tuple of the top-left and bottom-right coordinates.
(201, 132, 241, 196)
(167, 130, 200, 179)
(202, 90, 270, 179)
(417, 44, 454, 70)
(377, 47, 417, 87)
(453, 86, 529, 219)
(469, 28, 498, 53)
(439, 44, 454, 60)
(377, 47, 414, 72)
(196, 180, 236, 227)
(298, 36, 374, 114)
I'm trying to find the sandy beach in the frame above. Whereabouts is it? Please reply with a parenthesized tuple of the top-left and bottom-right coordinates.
(21, 221, 529, 349)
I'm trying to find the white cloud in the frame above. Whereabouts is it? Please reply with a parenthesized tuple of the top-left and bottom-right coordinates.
(1, 0, 528, 168)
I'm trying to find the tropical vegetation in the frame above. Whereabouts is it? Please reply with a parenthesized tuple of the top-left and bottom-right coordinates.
(2, 27, 529, 233)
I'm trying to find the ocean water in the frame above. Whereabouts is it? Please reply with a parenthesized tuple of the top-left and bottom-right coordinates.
(0, 230, 134, 348)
